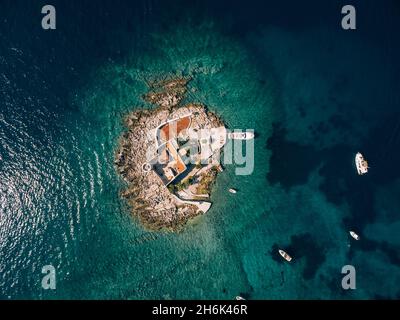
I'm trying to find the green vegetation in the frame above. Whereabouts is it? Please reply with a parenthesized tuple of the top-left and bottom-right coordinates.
(167, 184, 176, 193)
(195, 162, 202, 169)
(173, 176, 195, 192)
(197, 168, 217, 194)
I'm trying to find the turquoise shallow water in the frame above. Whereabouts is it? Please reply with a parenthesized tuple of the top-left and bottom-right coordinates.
(1, 0, 400, 299)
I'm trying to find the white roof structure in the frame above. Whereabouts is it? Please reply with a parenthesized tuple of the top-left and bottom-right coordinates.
(210, 127, 227, 151)
(188, 126, 227, 161)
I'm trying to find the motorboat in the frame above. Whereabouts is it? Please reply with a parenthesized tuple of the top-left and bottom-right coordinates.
(355, 152, 369, 175)
(228, 131, 255, 140)
(349, 231, 360, 240)
(279, 249, 293, 262)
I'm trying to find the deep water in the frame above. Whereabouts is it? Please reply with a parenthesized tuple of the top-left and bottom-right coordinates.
(1, 0, 400, 299)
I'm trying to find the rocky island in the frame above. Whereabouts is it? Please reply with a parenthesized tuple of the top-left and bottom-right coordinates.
(115, 78, 228, 231)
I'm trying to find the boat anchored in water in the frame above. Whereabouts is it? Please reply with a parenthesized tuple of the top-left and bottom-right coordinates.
(228, 131, 255, 140)
(355, 152, 369, 175)
(279, 249, 293, 262)
(229, 188, 237, 194)
(235, 296, 245, 300)
(349, 231, 360, 240)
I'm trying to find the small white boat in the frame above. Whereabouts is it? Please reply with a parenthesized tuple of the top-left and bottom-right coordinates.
(355, 152, 369, 175)
(279, 249, 292, 262)
(349, 231, 360, 240)
(228, 131, 255, 140)
(235, 296, 245, 300)
(229, 188, 237, 194)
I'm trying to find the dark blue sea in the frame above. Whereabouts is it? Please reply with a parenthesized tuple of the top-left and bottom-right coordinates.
(1, 0, 400, 299)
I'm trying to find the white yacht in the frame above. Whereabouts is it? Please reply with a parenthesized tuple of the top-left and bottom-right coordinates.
(229, 188, 237, 194)
(235, 296, 245, 300)
(349, 231, 360, 240)
(228, 131, 255, 140)
(355, 152, 369, 175)
(279, 249, 293, 262)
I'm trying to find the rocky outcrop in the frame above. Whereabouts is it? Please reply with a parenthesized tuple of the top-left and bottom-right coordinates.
(143, 78, 190, 109)
(115, 78, 224, 231)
